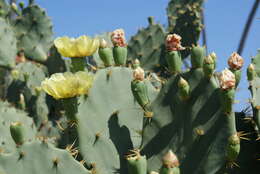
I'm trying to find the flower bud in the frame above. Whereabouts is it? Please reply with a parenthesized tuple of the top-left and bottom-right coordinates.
(162, 150, 179, 168)
(209, 52, 217, 69)
(247, 63, 255, 81)
(178, 77, 188, 88)
(11, 3, 18, 11)
(126, 150, 147, 174)
(11, 70, 20, 80)
(111, 29, 127, 47)
(210, 52, 217, 60)
(226, 133, 240, 163)
(228, 52, 244, 70)
(133, 59, 140, 69)
(10, 122, 25, 145)
(165, 34, 185, 51)
(203, 55, 215, 79)
(178, 77, 190, 101)
(100, 39, 108, 48)
(218, 68, 236, 90)
(133, 67, 145, 81)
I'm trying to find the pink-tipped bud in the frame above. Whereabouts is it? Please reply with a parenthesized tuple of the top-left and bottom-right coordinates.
(165, 34, 185, 51)
(133, 67, 145, 81)
(100, 39, 108, 48)
(219, 68, 236, 90)
(111, 29, 127, 47)
(228, 52, 244, 70)
(162, 150, 179, 168)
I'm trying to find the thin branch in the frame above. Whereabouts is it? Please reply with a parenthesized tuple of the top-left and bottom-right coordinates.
(237, 0, 260, 55)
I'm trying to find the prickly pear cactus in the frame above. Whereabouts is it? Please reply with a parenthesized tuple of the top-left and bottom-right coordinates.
(0, 140, 91, 174)
(140, 47, 239, 174)
(0, 101, 36, 153)
(14, 4, 53, 62)
(167, 0, 203, 58)
(128, 17, 166, 73)
(76, 67, 158, 174)
(0, 18, 17, 68)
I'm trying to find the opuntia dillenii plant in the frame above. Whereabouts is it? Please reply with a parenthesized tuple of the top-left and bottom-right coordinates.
(0, 0, 259, 174)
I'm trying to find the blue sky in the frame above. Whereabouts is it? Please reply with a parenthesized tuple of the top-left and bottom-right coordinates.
(35, 0, 260, 111)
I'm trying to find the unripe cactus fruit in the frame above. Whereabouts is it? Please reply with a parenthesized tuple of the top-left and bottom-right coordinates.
(203, 55, 215, 79)
(218, 68, 236, 90)
(226, 133, 240, 164)
(132, 59, 140, 69)
(191, 45, 206, 69)
(209, 52, 217, 69)
(159, 150, 180, 174)
(219, 69, 236, 114)
(165, 34, 184, 74)
(98, 39, 113, 67)
(131, 67, 150, 110)
(247, 63, 255, 81)
(178, 77, 190, 101)
(10, 122, 25, 145)
(126, 149, 147, 174)
(111, 29, 127, 65)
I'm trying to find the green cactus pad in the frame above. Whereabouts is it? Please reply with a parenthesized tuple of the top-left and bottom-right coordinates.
(248, 51, 260, 132)
(0, 18, 17, 68)
(7, 62, 49, 125)
(0, 140, 91, 174)
(167, 0, 203, 58)
(14, 4, 53, 62)
(76, 67, 158, 174)
(141, 69, 237, 174)
(0, 101, 36, 153)
(128, 17, 166, 72)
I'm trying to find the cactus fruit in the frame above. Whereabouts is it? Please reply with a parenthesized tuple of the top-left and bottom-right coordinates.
(111, 29, 128, 66)
(126, 149, 147, 174)
(98, 39, 114, 67)
(165, 34, 184, 74)
(131, 67, 151, 111)
(159, 150, 180, 174)
(191, 46, 206, 69)
(203, 55, 215, 79)
(228, 52, 244, 87)
(10, 122, 25, 145)
(0, 101, 36, 153)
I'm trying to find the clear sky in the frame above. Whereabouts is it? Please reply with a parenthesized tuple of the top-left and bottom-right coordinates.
(34, 0, 260, 111)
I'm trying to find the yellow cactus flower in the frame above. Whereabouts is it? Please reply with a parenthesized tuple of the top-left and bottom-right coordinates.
(54, 35, 100, 58)
(41, 71, 94, 99)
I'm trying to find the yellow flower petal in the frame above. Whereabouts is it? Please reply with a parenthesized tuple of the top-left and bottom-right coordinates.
(54, 35, 100, 58)
(41, 71, 94, 99)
